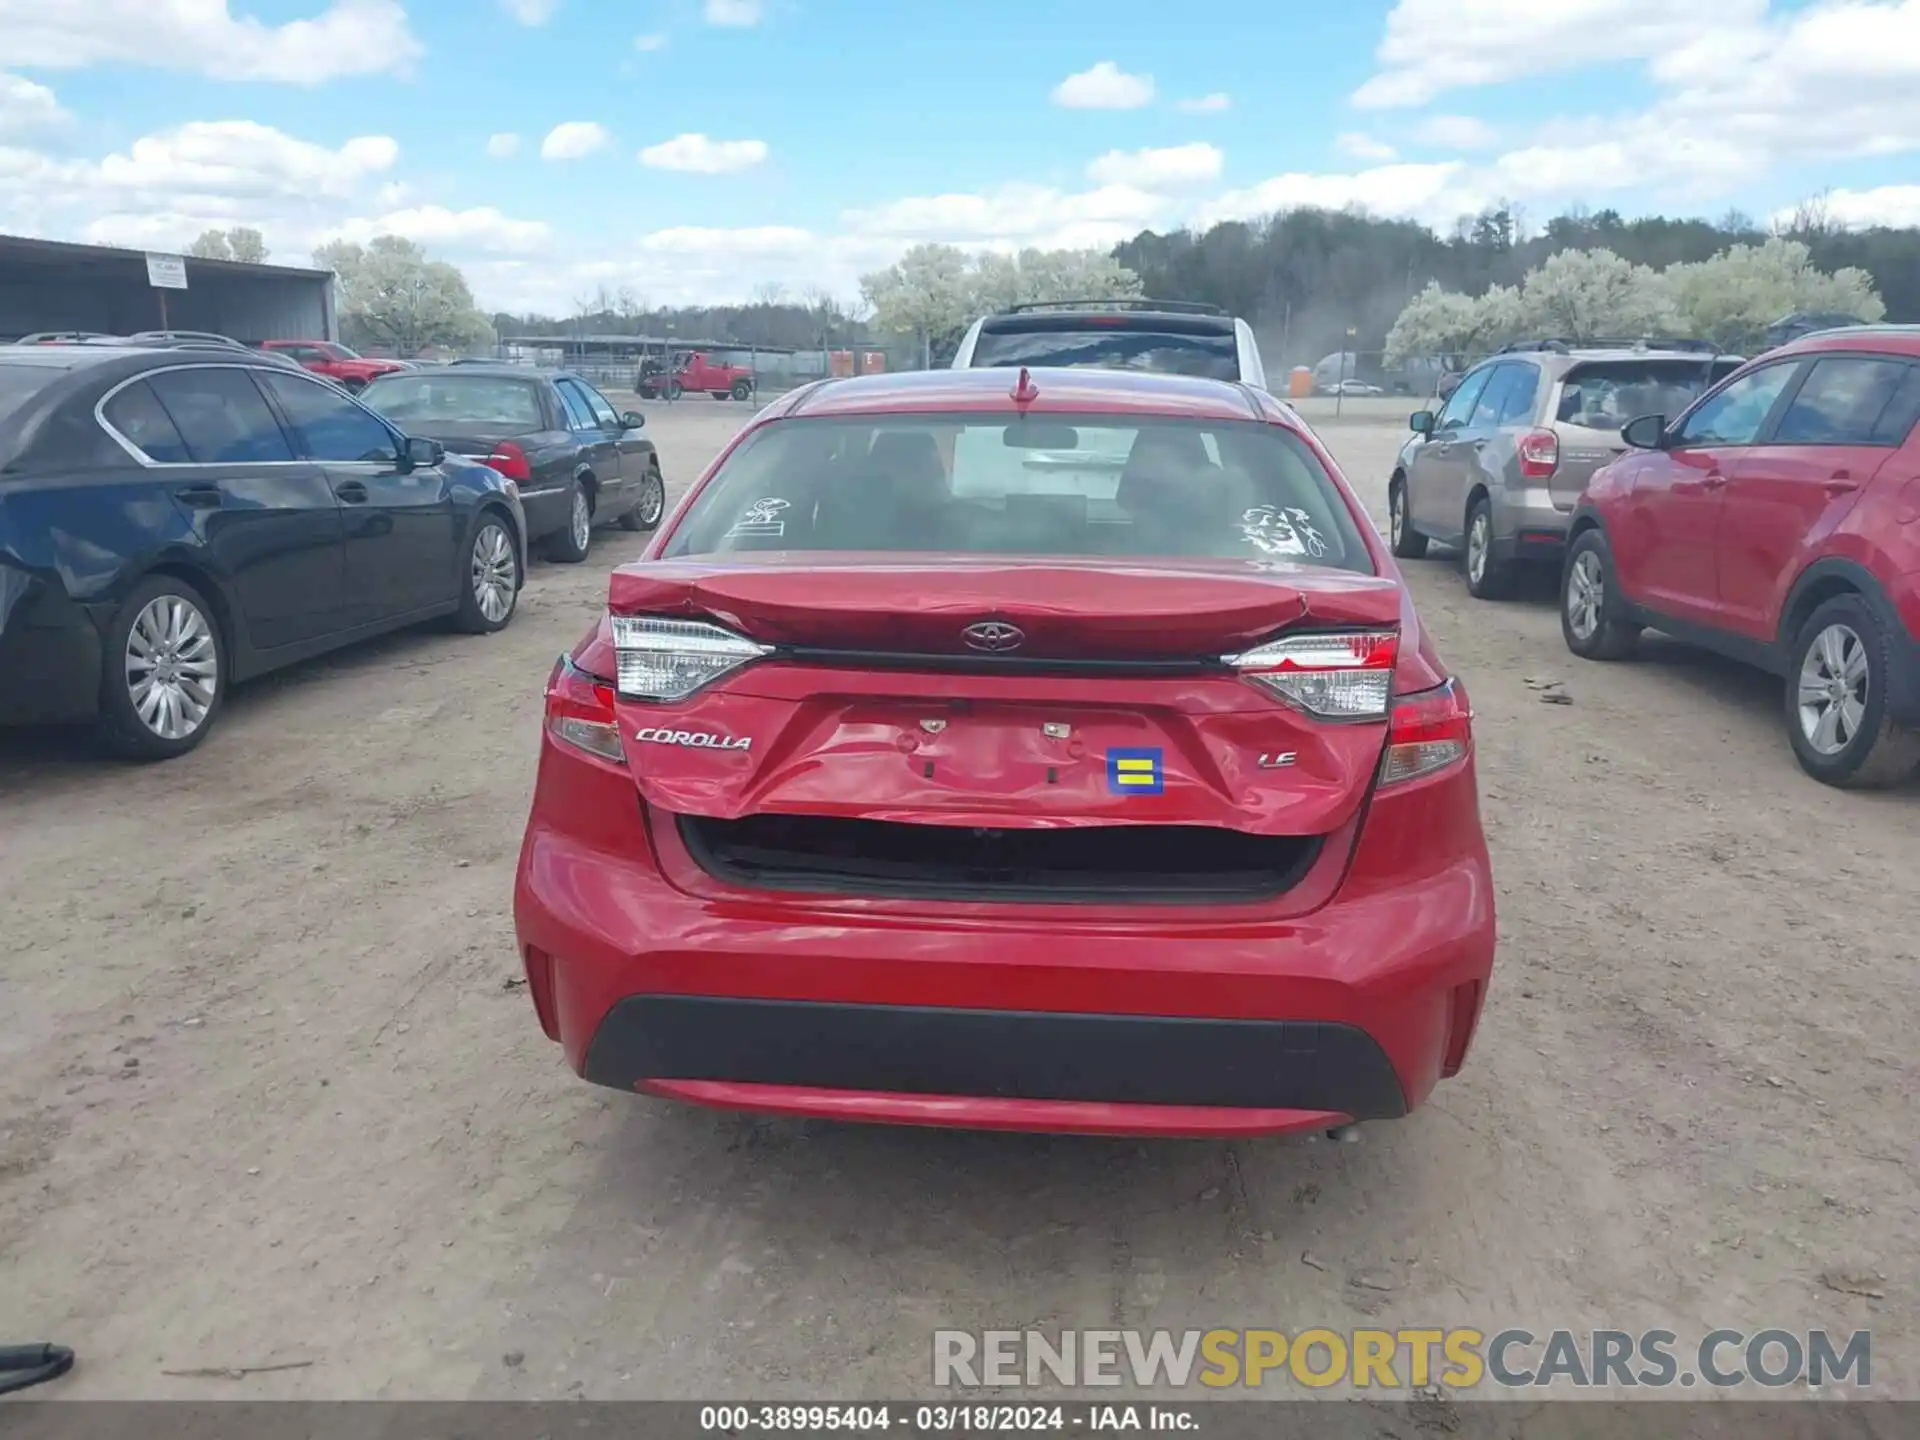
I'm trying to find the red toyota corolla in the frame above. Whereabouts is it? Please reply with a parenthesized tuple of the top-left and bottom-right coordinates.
(513, 366, 1495, 1138)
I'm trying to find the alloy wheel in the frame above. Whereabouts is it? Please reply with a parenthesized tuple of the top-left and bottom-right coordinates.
(570, 489, 591, 551)
(125, 594, 218, 741)
(1797, 622, 1869, 756)
(472, 523, 517, 623)
(1566, 550, 1604, 642)
(638, 468, 665, 526)
(1390, 488, 1405, 546)
(1467, 512, 1490, 584)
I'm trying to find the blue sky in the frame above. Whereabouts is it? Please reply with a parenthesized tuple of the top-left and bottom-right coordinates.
(3, 0, 1919, 312)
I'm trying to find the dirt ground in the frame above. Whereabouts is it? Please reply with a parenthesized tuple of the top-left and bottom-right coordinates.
(1, 393, 1913, 1401)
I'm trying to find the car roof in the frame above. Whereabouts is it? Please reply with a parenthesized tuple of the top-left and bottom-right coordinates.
(775, 365, 1273, 423)
(368, 363, 553, 381)
(1770, 324, 1920, 360)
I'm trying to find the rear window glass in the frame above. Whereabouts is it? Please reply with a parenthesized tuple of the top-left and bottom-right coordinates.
(102, 379, 192, 463)
(1772, 357, 1915, 446)
(360, 374, 546, 430)
(0, 362, 59, 427)
(145, 367, 295, 464)
(970, 327, 1238, 380)
(1557, 359, 1736, 432)
(665, 413, 1370, 573)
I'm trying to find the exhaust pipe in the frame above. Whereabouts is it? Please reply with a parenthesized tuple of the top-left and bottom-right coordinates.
(1325, 1124, 1362, 1143)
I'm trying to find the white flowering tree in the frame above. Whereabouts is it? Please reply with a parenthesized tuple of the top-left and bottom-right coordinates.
(1665, 238, 1884, 351)
(1517, 248, 1677, 341)
(860, 244, 1145, 365)
(312, 236, 495, 356)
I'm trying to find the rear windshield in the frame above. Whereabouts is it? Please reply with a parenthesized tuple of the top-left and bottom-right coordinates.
(1557, 359, 1741, 432)
(360, 373, 545, 430)
(0, 362, 60, 427)
(665, 413, 1370, 573)
(970, 327, 1238, 380)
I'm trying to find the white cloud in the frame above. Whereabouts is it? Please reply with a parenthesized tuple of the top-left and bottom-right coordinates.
(1175, 92, 1231, 114)
(0, 73, 69, 139)
(320, 204, 551, 254)
(1413, 114, 1497, 149)
(1808, 184, 1920, 229)
(1335, 132, 1399, 161)
(843, 182, 1173, 251)
(1354, 0, 1766, 108)
(640, 225, 813, 254)
(500, 0, 559, 22)
(540, 121, 611, 161)
(486, 132, 520, 159)
(704, 0, 762, 25)
(1196, 161, 1484, 231)
(1086, 142, 1222, 188)
(96, 122, 398, 199)
(638, 133, 768, 173)
(0, 0, 424, 84)
(1051, 61, 1155, 110)
(633, 32, 667, 51)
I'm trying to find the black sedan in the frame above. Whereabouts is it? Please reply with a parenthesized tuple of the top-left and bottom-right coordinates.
(357, 365, 663, 563)
(0, 344, 528, 760)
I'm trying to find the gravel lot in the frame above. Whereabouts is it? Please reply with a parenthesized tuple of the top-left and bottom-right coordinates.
(2, 392, 1913, 1400)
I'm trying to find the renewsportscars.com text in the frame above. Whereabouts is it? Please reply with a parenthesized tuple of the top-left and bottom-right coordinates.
(932, 1328, 1871, 1391)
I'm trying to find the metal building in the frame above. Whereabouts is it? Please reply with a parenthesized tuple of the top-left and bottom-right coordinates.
(0, 234, 336, 342)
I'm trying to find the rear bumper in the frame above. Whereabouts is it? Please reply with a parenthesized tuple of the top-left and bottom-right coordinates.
(586, 996, 1408, 1118)
(0, 567, 103, 725)
(1490, 488, 1572, 562)
(517, 485, 572, 541)
(514, 740, 1497, 1137)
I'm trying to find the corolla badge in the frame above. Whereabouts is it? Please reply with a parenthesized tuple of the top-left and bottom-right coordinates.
(962, 621, 1025, 653)
(633, 727, 752, 751)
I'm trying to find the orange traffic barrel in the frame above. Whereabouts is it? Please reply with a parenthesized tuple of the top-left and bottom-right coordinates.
(1288, 366, 1313, 398)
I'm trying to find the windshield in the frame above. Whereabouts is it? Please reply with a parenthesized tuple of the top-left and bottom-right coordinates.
(665, 412, 1370, 572)
(1557, 359, 1742, 432)
(325, 343, 360, 360)
(970, 327, 1239, 380)
(0, 362, 59, 427)
(360, 373, 546, 431)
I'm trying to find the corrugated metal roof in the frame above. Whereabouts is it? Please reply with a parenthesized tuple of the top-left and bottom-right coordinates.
(0, 231, 332, 281)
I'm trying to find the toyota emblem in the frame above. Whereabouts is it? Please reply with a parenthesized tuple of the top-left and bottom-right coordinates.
(962, 621, 1025, 653)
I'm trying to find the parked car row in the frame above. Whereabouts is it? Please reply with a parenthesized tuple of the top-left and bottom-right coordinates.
(1391, 326, 1920, 788)
(0, 338, 664, 760)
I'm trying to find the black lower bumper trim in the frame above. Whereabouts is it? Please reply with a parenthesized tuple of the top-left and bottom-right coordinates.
(583, 996, 1409, 1119)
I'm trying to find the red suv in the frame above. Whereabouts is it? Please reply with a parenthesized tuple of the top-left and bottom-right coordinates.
(512, 366, 1495, 1138)
(258, 339, 407, 392)
(1562, 326, 1920, 787)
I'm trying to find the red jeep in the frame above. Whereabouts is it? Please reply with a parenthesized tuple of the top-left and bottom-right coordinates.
(258, 339, 408, 393)
(635, 350, 756, 402)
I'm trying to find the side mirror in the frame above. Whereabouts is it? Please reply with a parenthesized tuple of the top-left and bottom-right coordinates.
(1621, 414, 1667, 450)
(1409, 410, 1436, 436)
(401, 435, 444, 471)
(620, 411, 645, 430)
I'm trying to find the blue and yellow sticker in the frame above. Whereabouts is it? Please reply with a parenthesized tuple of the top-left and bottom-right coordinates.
(1106, 747, 1165, 795)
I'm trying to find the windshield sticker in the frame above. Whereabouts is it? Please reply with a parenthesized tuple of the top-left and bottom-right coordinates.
(727, 497, 789, 539)
(1240, 505, 1328, 559)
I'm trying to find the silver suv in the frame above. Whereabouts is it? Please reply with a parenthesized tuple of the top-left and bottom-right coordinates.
(952, 300, 1268, 390)
(1388, 339, 1743, 598)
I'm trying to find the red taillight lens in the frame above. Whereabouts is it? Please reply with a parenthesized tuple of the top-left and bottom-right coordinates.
(1380, 678, 1472, 786)
(486, 440, 533, 483)
(1517, 428, 1559, 479)
(1224, 630, 1399, 720)
(545, 655, 624, 765)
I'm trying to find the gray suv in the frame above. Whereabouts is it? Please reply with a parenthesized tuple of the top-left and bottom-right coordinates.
(1388, 339, 1744, 597)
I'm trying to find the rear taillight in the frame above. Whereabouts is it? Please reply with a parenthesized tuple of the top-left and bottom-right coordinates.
(1517, 428, 1559, 479)
(611, 615, 773, 702)
(1223, 631, 1398, 720)
(486, 440, 533, 483)
(1379, 678, 1472, 786)
(546, 655, 625, 764)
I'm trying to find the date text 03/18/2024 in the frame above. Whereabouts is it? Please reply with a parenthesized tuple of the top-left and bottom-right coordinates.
(698, 1404, 1195, 1432)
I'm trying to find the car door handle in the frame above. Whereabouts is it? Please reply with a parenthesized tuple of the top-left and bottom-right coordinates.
(335, 480, 369, 504)
(1824, 473, 1859, 496)
(173, 484, 223, 509)
(1701, 473, 1728, 490)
